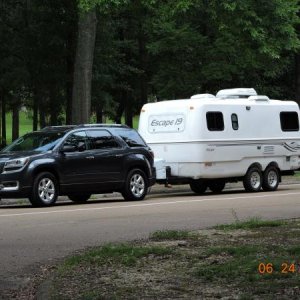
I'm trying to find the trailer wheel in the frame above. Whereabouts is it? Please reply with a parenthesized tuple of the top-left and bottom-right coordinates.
(208, 180, 226, 193)
(262, 166, 279, 191)
(68, 194, 91, 203)
(190, 180, 207, 194)
(243, 167, 262, 192)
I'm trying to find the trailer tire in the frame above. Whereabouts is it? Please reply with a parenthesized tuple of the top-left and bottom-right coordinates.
(243, 167, 262, 192)
(262, 166, 279, 191)
(190, 180, 207, 194)
(208, 180, 226, 193)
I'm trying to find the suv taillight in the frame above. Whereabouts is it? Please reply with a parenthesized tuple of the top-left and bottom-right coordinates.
(149, 149, 154, 159)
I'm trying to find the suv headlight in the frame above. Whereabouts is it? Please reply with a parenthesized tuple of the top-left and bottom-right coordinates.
(4, 157, 29, 172)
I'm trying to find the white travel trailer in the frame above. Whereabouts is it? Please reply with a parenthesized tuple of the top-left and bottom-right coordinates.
(138, 88, 300, 194)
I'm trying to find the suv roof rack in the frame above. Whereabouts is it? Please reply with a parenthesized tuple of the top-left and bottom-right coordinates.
(41, 124, 130, 131)
(78, 123, 129, 128)
(41, 125, 77, 131)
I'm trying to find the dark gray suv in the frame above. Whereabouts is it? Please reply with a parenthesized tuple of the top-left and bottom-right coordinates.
(0, 124, 155, 206)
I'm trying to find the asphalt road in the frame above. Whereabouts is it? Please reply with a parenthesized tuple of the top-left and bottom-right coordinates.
(1, 183, 300, 293)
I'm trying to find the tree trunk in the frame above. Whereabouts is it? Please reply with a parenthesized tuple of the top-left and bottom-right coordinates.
(295, 54, 300, 105)
(12, 103, 19, 141)
(66, 54, 74, 124)
(0, 90, 2, 142)
(39, 105, 46, 129)
(96, 103, 103, 123)
(65, 0, 77, 125)
(1, 95, 6, 147)
(138, 30, 148, 106)
(71, 8, 97, 124)
(115, 93, 125, 124)
(124, 92, 133, 128)
(33, 89, 39, 131)
(50, 90, 58, 125)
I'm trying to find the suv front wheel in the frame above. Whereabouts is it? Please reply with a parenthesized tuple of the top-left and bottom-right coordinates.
(29, 172, 58, 207)
(122, 169, 148, 201)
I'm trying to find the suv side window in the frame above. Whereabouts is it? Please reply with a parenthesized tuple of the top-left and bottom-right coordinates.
(114, 129, 147, 147)
(87, 130, 121, 149)
(64, 131, 89, 151)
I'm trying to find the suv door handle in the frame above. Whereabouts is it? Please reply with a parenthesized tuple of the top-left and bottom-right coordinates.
(115, 154, 123, 157)
(86, 156, 95, 159)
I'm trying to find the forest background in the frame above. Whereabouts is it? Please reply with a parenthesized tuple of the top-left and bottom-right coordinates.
(0, 0, 300, 144)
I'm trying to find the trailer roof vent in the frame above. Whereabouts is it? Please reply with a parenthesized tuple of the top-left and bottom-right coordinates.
(216, 88, 257, 99)
(190, 94, 216, 99)
(248, 95, 270, 102)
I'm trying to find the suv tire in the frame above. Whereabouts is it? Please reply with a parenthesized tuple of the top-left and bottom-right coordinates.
(29, 172, 58, 207)
(122, 169, 148, 201)
(68, 194, 91, 203)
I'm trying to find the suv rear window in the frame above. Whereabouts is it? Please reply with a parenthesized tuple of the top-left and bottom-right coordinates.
(114, 129, 147, 147)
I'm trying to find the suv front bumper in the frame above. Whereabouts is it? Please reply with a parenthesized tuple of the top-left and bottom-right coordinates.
(0, 170, 32, 198)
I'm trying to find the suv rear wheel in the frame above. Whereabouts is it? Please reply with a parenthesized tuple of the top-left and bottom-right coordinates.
(122, 169, 148, 201)
(29, 172, 58, 207)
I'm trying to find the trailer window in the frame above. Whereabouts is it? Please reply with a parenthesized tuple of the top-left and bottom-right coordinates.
(206, 112, 224, 131)
(231, 114, 239, 130)
(280, 112, 299, 132)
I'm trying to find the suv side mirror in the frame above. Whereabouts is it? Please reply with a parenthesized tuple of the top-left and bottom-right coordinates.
(61, 145, 77, 153)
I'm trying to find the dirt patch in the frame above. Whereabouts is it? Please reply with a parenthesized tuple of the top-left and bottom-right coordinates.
(9, 218, 300, 299)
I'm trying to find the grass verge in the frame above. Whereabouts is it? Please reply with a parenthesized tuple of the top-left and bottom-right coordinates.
(26, 218, 300, 299)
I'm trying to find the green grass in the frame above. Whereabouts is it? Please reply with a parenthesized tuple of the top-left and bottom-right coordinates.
(44, 218, 300, 300)
(4, 111, 33, 144)
(213, 217, 286, 230)
(205, 245, 262, 257)
(150, 230, 192, 240)
(62, 243, 173, 269)
(2, 111, 140, 144)
(294, 171, 300, 177)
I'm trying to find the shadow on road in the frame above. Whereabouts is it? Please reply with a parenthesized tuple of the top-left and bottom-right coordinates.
(0, 185, 293, 210)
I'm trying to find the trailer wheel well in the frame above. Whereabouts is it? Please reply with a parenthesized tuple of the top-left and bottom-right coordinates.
(246, 163, 262, 174)
(265, 162, 280, 171)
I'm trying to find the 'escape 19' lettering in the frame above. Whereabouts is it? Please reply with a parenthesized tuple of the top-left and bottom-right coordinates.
(151, 118, 183, 127)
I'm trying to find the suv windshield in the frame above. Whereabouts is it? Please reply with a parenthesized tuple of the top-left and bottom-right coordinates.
(2, 132, 65, 152)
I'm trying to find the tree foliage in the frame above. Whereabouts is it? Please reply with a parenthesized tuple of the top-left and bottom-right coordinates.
(0, 0, 299, 138)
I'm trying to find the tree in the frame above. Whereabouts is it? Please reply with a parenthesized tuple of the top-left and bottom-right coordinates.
(147, 0, 300, 99)
(71, 7, 97, 124)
